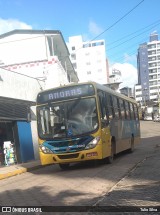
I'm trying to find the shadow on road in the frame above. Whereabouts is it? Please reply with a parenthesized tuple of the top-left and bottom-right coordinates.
(0, 134, 160, 214)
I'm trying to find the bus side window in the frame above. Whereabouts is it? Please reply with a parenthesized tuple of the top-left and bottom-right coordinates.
(130, 103, 134, 119)
(110, 95, 115, 118)
(105, 93, 113, 122)
(124, 101, 130, 120)
(112, 96, 119, 119)
(117, 98, 122, 119)
(98, 92, 109, 126)
(119, 99, 125, 119)
(133, 104, 139, 120)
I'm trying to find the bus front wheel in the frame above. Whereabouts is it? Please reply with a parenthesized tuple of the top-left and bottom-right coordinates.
(59, 163, 70, 170)
(106, 143, 114, 164)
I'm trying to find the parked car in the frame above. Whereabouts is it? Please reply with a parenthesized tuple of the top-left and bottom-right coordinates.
(153, 114, 160, 122)
(144, 115, 152, 121)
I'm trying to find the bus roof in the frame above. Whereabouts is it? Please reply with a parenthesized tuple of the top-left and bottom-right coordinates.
(92, 82, 137, 104)
(37, 81, 137, 104)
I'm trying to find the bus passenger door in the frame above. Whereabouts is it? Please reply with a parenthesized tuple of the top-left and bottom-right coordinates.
(101, 120, 111, 158)
(98, 93, 111, 159)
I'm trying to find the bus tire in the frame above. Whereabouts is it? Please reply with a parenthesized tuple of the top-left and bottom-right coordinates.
(106, 142, 114, 164)
(129, 136, 134, 153)
(59, 163, 70, 170)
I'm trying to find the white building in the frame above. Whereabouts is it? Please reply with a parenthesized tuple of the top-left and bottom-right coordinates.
(0, 30, 78, 88)
(134, 85, 142, 103)
(0, 30, 79, 165)
(67, 35, 108, 85)
(148, 33, 160, 102)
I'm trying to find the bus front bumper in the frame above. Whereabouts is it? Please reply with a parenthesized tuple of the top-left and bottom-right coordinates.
(39, 146, 102, 165)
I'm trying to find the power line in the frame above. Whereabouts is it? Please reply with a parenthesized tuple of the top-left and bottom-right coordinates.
(107, 25, 160, 63)
(67, 0, 145, 56)
(107, 22, 160, 52)
(0, 0, 145, 64)
(90, 0, 145, 41)
(107, 19, 160, 48)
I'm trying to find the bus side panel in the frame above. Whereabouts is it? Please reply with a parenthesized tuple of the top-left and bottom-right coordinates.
(110, 119, 140, 154)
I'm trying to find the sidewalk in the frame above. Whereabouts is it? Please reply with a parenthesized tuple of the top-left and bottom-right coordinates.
(0, 160, 42, 180)
(92, 145, 160, 214)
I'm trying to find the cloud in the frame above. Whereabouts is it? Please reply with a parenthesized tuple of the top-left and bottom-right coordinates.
(0, 18, 32, 34)
(88, 20, 103, 36)
(82, 20, 103, 42)
(110, 63, 138, 89)
(124, 53, 137, 64)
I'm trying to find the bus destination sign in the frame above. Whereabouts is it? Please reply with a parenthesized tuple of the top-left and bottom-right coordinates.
(37, 84, 95, 104)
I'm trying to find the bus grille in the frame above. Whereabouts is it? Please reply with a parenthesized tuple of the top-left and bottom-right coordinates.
(58, 153, 79, 160)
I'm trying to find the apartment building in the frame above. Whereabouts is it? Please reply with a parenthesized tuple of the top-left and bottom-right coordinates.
(67, 36, 108, 85)
(135, 32, 160, 105)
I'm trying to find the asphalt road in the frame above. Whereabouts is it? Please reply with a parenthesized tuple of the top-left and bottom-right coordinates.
(0, 121, 160, 214)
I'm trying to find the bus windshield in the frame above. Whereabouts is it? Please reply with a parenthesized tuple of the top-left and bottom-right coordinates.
(37, 97, 98, 139)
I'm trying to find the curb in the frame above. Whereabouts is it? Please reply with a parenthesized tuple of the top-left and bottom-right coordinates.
(0, 165, 43, 180)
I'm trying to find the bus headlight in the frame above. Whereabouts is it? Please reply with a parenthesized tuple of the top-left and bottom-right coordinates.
(40, 145, 53, 154)
(85, 137, 100, 150)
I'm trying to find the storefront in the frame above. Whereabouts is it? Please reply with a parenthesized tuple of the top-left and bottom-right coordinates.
(0, 96, 36, 167)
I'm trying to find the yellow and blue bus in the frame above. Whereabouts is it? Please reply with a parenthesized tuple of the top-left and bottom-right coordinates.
(36, 82, 140, 170)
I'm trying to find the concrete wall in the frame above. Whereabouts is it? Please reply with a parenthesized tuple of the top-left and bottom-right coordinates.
(0, 68, 43, 101)
(0, 34, 47, 65)
(0, 68, 43, 160)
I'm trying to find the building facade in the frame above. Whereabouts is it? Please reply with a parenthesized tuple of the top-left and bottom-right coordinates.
(67, 36, 108, 85)
(0, 30, 79, 166)
(0, 30, 78, 86)
(0, 67, 44, 166)
(135, 32, 160, 106)
(120, 87, 132, 97)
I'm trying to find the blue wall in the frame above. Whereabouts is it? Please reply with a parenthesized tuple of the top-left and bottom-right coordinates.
(17, 121, 34, 162)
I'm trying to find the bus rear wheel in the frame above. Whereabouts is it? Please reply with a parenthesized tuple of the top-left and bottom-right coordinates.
(106, 143, 114, 164)
(128, 137, 134, 153)
(59, 163, 70, 170)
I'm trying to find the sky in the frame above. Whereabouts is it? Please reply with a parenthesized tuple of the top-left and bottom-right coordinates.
(0, 0, 160, 88)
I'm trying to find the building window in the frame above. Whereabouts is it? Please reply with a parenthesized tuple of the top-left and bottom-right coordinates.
(149, 69, 157, 73)
(148, 57, 156, 61)
(149, 63, 157, 67)
(71, 54, 76, 60)
(157, 49, 160, 54)
(87, 71, 91, 75)
(148, 44, 156, 49)
(72, 46, 75, 51)
(83, 43, 91, 48)
(148, 51, 156, 55)
(86, 62, 91, 66)
(90, 41, 104, 47)
(72, 63, 77, 69)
